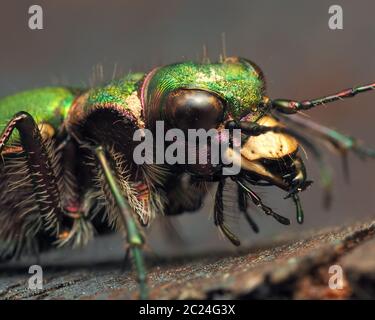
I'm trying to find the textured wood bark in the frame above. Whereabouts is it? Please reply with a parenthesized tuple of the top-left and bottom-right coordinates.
(1, 220, 375, 299)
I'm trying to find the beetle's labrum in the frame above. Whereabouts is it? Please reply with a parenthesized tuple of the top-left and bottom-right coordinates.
(0, 56, 374, 299)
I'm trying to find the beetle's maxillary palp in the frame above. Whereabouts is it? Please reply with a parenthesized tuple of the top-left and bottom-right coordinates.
(236, 178, 290, 225)
(292, 193, 304, 224)
(237, 185, 259, 233)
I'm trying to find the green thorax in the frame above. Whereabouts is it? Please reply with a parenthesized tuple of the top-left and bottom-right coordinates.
(68, 72, 145, 128)
(144, 57, 265, 121)
(85, 73, 144, 113)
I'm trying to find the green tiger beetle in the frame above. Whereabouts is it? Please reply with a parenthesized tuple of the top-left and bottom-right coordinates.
(0, 56, 374, 299)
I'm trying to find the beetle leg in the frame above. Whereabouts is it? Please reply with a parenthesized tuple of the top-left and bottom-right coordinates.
(237, 185, 259, 233)
(271, 82, 375, 114)
(0, 112, 64, 236)
(52, 136, 99, 248)
(94, 145, 148, 299)
(214, 179, 241, 246)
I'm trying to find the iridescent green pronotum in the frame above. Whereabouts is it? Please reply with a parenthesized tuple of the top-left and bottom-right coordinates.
(0, 57, 374, 299)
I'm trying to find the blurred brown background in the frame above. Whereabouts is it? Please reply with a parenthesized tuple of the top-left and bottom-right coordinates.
(0, 0, 374, 254)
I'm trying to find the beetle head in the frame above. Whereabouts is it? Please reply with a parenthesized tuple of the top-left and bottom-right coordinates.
(140, 57, 308, 193)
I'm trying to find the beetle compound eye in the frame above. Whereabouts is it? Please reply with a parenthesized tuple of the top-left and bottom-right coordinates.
(164, 89, 224, 131)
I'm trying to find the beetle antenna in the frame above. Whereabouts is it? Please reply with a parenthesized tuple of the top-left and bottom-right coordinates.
(272, 82, 375, 114)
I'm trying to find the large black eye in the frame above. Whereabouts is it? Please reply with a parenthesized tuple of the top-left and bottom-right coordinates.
(164, 89, 224, 131)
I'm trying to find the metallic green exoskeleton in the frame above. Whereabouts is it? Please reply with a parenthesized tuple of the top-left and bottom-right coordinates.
(0, 56, 374, 299)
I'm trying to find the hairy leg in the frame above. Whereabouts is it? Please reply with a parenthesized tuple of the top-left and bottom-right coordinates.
(95, 145, 148, 299)
(0, 112, 64, 255)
